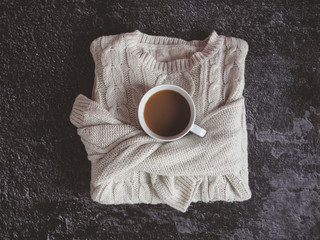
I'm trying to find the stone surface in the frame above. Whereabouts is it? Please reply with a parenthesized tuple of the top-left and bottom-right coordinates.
(1, 0, 319, 239)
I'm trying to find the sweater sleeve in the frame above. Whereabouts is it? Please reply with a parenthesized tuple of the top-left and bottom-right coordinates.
(70, 94, 203, 212)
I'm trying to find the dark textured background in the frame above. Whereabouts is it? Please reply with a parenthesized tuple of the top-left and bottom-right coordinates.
(1, 0, 319, 239)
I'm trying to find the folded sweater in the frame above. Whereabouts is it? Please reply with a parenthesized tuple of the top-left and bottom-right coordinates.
(70, 30, 251, 212)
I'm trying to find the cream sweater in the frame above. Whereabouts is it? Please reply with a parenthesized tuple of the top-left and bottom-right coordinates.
(70, 30, 251, 212)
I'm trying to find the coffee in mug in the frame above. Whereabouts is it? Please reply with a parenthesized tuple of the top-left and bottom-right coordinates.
(144, 90, 191, 137)
(138, 85, 206, 142)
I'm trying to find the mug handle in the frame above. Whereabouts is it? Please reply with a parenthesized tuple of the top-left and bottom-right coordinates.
(190, 124, 207, 137)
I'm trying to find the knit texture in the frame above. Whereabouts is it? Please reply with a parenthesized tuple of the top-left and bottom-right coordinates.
(70, 30, 251, 212)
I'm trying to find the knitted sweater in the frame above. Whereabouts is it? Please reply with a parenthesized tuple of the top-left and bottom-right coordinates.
(70, 30, 251, 212)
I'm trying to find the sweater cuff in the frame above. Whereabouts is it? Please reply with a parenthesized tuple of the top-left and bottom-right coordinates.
(70, 94, 91, 127)
(162, 176, 201, 212)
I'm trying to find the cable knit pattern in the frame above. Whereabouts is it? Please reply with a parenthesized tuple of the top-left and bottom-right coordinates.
(70, 30, 251, 212)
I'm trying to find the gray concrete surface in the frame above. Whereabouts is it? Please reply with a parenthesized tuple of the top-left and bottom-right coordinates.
(1, 0, 319, 239)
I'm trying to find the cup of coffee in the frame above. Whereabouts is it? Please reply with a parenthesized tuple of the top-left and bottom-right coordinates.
(138, 84, 206, 141)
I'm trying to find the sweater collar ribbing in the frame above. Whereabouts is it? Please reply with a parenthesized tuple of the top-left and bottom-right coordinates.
(125, 30, 223, 73)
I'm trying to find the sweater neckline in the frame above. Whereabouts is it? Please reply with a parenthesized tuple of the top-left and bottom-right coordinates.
(126, 30, 223, 73)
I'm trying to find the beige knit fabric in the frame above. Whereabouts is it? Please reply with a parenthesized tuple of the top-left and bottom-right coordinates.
(70, 30, 251, 212)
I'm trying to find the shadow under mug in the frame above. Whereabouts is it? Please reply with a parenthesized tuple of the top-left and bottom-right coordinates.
(138, 84, 207, 142)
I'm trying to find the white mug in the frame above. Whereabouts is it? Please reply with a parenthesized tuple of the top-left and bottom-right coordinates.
(138, 84, 206, 142)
